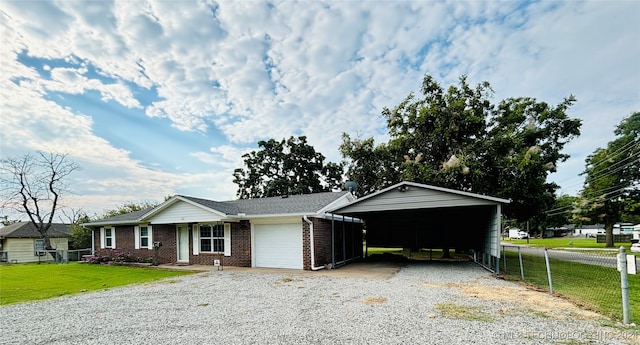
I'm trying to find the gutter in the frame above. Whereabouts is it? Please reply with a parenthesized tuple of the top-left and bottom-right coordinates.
(303, 215, 325, 271)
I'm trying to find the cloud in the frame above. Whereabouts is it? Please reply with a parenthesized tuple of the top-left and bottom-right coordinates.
(1, 0, 638, 217)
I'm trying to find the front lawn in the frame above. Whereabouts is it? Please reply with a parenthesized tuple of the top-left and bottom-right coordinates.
(0, 263, 196, 305)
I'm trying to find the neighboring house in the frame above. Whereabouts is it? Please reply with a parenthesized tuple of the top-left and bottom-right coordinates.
(84, 191, 362, 270)
(573, 224, 605, 237)
(544, 225, 574, 238)
(0, 222, 71, 263)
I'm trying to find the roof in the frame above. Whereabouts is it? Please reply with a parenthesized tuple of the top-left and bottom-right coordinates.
(329, 181, 510, 216)
(224, 191, 350, 215)
(85, 191, 351, 226)
(0, 222, 71, 238)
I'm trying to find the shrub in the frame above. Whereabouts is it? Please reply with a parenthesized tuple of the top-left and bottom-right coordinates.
(85, 249, 152, 264)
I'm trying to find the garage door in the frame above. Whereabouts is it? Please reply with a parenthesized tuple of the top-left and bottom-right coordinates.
(254, 223, 303, 269)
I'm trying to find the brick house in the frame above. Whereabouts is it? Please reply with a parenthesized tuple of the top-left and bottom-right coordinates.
(84, 192, 362, 270)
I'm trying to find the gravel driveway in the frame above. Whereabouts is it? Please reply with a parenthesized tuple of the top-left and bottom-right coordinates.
(1, 261, 638, 345)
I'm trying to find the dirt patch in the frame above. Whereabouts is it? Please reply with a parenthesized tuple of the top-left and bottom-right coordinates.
(423, 279, 601, 320)
(364, 297, 388, 305)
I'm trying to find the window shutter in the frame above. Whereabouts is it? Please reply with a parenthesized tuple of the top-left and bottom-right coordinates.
(100, 227, 105, 249)
(111, 228, 116, 248)
(134, 226, 140, 249)
(148, 225, 153, 250)
(192, 225, 199, 255)
(224, 223, 231, 257)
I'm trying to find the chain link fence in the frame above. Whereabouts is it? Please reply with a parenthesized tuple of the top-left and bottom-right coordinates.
(0, 249, 92, 264)
(500, 245, 638, 325)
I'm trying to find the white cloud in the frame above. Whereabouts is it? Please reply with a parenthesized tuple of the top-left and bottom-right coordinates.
(1, 0, 638, 216)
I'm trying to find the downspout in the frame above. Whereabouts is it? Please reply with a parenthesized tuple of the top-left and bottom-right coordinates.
(303, 215, 325, 271)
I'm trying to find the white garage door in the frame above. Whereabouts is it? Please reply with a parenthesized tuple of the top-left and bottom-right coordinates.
(254, 223, 303, 269)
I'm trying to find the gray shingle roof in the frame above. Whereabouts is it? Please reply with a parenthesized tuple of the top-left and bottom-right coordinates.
(224, 191, 349, 215)
(179, 196, 241, 215)
(98, 208, 156, 222)
(85, 191, 350, 226)
(0, 222, 71, 238)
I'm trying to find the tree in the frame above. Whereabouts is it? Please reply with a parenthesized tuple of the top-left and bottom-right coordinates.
(60, 208, 92, 250)
(341, 75, 582, 226)
(577, 112, 639, 247)
(0, 152, 79, 253)
(233, 136, 344, 198)
(543, 194, 579, 229)
(101, 201, 158, 219)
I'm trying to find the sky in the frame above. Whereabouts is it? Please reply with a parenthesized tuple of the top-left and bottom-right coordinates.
(1, 0, 639, 220)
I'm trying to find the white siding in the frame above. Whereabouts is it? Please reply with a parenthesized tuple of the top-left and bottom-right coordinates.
(3, 238, 68, 263)
(338, 188, 495, 214)
(149, 201, 224, 224)
(484, 204, 501, 258)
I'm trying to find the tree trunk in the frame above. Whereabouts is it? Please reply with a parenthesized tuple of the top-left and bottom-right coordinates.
(441, 247, 452, 259)
(605, 222, 614, 248)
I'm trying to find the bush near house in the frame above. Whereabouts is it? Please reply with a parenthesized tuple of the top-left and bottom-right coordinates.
(85, 248, 152, 264)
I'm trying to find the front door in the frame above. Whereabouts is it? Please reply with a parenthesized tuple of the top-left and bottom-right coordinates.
(176, 224, 189, 263)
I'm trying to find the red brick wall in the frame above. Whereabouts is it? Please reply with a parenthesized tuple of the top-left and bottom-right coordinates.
(92, 225, 176, 264)
(189, 220, 251, 267)
(91, 221, 251, 267)
(303, 217, 363, 270)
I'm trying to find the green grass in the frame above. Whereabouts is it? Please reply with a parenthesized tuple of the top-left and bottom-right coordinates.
(504, 237, 632, 249)
(502, 251, 640, 328)
(435, 302, 494, 322)
(0, 263, 196, 305)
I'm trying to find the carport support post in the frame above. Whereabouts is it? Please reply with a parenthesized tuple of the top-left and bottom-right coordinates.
(331, 214, 335, 268)
(544, 248, 554, 294)
(342, 216, 346, 264)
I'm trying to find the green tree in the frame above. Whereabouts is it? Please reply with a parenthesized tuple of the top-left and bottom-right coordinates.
(341, 75, 582, 226)
(233, 136, 344, 199)
(101, 201, 158, 219)
(543, 194, 579, 229)
(577, 112, 639, 247)
(0, 152, 79, 253)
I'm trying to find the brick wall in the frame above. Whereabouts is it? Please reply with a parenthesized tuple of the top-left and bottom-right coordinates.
(189, 220, 251, 267)
(92, 221, 252, 267)
(92, 225, 176, 264)
(303, 217, 363, 270)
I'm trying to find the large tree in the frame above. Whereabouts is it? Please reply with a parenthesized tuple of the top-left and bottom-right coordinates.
(341, 75, 582, 227)
(577, 112, 639, 247)
(0, 152, 79, 252)
(233, 136, 343, 199)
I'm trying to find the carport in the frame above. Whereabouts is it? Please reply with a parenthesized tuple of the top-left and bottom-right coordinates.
(328, 181, 510, 273)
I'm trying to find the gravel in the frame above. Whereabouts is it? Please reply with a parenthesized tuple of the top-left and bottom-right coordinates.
(1, 261, 637, 345)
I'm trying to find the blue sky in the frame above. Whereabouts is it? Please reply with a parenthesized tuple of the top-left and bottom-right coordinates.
(1, 1, 638, 219)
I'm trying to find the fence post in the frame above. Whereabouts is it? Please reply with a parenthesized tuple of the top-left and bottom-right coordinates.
(518, 246, 524, 280)
(502, 246, 507, 272)
(544, 248, 554, 294)
(619, 246, 630, 324)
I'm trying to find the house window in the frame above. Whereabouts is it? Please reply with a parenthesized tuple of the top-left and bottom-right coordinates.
(199, 223, 224, 253)
(140, 226, 149, 248)
(105, 228, 113, 248)
(34, 239, 45, 256)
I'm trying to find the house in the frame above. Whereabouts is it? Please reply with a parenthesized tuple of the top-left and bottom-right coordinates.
(0, 222, 71, 263)
(84, 191, 363, 270)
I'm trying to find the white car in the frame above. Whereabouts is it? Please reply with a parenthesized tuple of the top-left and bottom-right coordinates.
(631, 240, 640, 253)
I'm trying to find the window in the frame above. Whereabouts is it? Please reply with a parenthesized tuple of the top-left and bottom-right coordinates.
(101, 227, 115, 249)
(105, 228, 113, 247)
(134, 225, 153, 249)
(34, 239, 45, 256)
(140, 226, 149, 247)
(199, 223, 224, 253)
